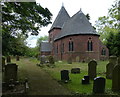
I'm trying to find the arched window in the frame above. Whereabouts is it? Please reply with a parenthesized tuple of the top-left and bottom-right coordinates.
(62, 43, 64, 53)
(87, 41, 93, 51)
(101, 48, 106, 55)
(69, 40, 74, 51)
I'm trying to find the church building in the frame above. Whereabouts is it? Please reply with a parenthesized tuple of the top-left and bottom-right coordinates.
(40, 6, 109, 62)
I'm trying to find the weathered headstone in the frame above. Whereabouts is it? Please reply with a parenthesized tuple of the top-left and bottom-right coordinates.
(106, 63, 114, 79)
(61, 70, 69, 81)
(109, 56, 117, 65)
(4, 63, 18, 83)
(2, 56, 5, 71)
(16, 55, 20, 61)
(93, 77, 106, 93)
(82, 75, 89, 84)
(88, 60, 97, 80)
(40, 55, 46, 64)
(67, 56, 72, 64)
(6, 56, 11, 63)
(76, 56, 80, 62)
(71, 68, 80, 74)
(112, 65, 120, 92)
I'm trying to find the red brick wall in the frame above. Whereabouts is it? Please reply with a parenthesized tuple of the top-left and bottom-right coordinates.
(53, 35, 109, 62)
(49, 28, 61, 42)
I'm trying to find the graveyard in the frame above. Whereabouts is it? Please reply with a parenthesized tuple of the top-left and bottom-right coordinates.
(2, 56, 120, 96)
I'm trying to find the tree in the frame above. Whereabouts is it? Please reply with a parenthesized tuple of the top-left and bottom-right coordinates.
(36, 35, 48, 47)
(2, 2, 52, 56)
(95, 0, 120, 56)
(2, 2, 52, 36)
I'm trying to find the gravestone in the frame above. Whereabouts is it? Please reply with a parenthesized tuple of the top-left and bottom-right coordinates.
(40, 55, 46, 64)
(106, 63, 114, 79)
(88, 60, 97, 80)
(71, 68, 80, 74)
(67, 56, 72, 64)
(4, 63, 18, 83)
(2, 56, 5, 71)
(6, 56, 11, 63)
(112, 65, 120, 92)
(93, 77, 106, 93)
(82, 75, 89, 84)
(76, 56, 80, 62)
(48, 55, 55, 65)
(16, 55, 20, 61)
(61, 70, 69, 81)
(109, 56, 117, 65)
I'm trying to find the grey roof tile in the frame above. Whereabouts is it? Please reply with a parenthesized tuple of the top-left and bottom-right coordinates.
(40, 42, 52, 52)
(49, 6, 70, 32)
(54, 10, 99, 40)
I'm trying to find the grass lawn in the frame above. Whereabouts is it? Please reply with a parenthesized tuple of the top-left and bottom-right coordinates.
(41, 60, 119, 95)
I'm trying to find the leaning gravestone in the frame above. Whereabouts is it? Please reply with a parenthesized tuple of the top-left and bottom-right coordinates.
(93, 77, 106, 93)
(106, 63, 114, 79)
(4, 63, 18, 83)
(6, 56, 11, 63)
(112, 64, 120, 92)
(71, 68, 80, 74)
(61, 70, 69, 81)
(88, 60, 97, 80)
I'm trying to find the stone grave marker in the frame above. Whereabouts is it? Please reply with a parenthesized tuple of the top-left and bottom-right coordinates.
(71, 68, 80, 74)
(67, 56, 72, 64)
(4, 63, 18, 83)
(16, 55, 20, 61)
(2, 56, 5, 71)
(88, 60, 97, 80)
(61, 70, 69, 81)
(6, 56, 11, 63)
(76, 56, 80, 62)
(93, 77, 106, 93)
(82, 75, 89, 84)
(40, 55, 46, 64)
(109, 56, 117, 65)
(106, 63, 114, 79)
(112, 64, 120, 92)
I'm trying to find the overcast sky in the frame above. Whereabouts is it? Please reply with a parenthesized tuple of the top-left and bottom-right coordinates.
(26, 0, 115, 47)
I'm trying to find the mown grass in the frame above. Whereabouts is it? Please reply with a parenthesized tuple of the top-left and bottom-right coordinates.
(41, 60, 119, 95)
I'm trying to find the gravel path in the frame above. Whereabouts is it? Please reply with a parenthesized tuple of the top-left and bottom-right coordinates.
(18, 58, 71, 95)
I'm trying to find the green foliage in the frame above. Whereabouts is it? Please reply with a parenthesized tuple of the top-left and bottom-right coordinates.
(48, 55, 55, 64)
(95, 0, 120, 56)
(2, 2, 52, 56)
(36, 35, 48, 46)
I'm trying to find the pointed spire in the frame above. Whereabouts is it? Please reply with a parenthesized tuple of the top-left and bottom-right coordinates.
(62, 2, 64, 7)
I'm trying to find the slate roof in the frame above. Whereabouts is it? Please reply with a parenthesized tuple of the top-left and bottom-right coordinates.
(49, 6, 70, 32)
(40, 42, 52, 52)
(54, 10, 99, 40)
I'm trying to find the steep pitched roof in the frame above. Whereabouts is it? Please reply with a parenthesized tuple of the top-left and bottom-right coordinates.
(40, 42, 52, 52)
(54, 10, 99, 40)
(49, 6, 70, 32)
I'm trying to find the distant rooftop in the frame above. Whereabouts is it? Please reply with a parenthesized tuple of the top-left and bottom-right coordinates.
(40, 42, 52, 52)
(54, 10, 99, 40)
(49, 6, 70, 32)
